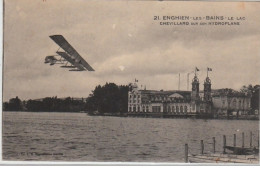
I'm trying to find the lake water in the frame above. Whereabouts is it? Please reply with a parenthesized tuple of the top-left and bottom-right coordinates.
(2, 112, 259, 162)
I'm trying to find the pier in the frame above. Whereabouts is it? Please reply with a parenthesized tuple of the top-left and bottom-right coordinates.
(185, 131, 259, 163)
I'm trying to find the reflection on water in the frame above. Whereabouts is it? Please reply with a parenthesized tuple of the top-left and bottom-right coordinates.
(2, 112, 259, 162)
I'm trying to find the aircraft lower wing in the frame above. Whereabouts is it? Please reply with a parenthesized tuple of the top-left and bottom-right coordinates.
(56, 51, 85, 71)
(50, 35, 95, 71)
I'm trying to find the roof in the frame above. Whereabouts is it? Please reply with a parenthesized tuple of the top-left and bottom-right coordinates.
(138, 90, 191, 100)
(212, 89, 249, 97)
(140, 89, 190, 95)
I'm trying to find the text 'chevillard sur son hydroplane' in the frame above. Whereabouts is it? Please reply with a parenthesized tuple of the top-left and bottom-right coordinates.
(44, 35, 95, 71)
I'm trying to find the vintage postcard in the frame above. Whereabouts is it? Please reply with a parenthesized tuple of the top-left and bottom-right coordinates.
(1, 0, 260, 164)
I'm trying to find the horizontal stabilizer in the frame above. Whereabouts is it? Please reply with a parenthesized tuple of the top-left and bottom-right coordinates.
(69, 69, 84, 71)
(60, 65, 77, 68)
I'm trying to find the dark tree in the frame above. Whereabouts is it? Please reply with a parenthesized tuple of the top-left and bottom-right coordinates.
(240, 84, 260, 112)
(3, 102, 9, 111)
(6, 96, 23, 111)
(85, 83, 129, 113)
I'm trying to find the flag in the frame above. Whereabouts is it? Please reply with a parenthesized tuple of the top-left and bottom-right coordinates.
(207, 67, 212, 71)
(196, 67, 199, 71)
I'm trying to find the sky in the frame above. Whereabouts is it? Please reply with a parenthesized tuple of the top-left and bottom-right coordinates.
(3, 0, 260, 101)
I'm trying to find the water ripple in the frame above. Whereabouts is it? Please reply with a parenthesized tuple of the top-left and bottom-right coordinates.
(2, 112, 259, 162)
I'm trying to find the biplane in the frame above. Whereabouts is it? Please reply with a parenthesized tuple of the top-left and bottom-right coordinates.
(45, 35, 95, 71)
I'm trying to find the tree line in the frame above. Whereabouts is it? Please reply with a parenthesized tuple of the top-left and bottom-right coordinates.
(2, 83, 259, 114)
(3, 83, 129, 113)
(3, 96, 86, 112)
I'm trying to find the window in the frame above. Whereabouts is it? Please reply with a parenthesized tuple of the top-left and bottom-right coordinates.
(172, 106, 175, 113)
(152, 106, 155, 112)
(146, 106, 149, 112)
(168, 106, 171, 113)
(184, 106, 188, 113)
(180, 106, 183, 113)
(233, 99, 237, 108)
(152, 106, 161, 113)
(176, 106, 179, 113)
(239, 100, 241, 109)
(129, 107, 132, 112)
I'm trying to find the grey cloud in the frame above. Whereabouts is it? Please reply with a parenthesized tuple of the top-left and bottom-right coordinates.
(3, 0, 260, 101)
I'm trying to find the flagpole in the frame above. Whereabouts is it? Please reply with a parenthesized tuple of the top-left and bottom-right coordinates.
(187, 73, 189, 91)
(207, 68, 208, 77)
(178, 73, 180, 90)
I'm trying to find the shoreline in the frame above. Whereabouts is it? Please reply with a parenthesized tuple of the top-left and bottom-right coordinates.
(2, 111, 259, 120)
(90, 112, 259, 121)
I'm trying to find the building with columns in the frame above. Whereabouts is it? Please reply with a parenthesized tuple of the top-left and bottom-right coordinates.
(128, 70, 213, 117)
(127, 68, 251, 117)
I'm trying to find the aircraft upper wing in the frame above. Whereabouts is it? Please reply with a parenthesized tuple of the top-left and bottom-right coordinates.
(56, 51, 85, 71)
(50, 35, 95, 71)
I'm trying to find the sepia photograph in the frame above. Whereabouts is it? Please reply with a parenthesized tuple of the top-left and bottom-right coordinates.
(1, 0, 260, 164)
